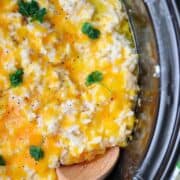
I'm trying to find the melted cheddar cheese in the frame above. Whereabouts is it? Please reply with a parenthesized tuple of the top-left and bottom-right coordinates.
(0, 0, 138, 179)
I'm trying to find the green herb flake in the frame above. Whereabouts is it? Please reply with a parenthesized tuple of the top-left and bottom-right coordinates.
(82, 22, 100, 39)
(32, 8, 47, 23)
(9, 69, 24, 87)
(86, 71, 103, 86)
(29, 146, 44, 161)
(18, 0, 47, 23)
(0, 155, 6, 166)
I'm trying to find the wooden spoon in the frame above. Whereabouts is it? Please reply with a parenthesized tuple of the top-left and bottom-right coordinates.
(56, 147, 120, 180)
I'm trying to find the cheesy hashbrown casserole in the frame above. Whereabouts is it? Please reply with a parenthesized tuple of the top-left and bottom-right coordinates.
(0, 0, 138, 179)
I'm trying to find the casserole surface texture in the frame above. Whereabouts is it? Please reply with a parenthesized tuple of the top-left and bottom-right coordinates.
(0, 0, 138, 178)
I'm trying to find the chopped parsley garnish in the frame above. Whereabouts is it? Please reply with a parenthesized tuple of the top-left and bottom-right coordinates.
(0, 155, 6, 166)
(31, 8, 47, 23)
(30, 146, 44, 161)
(86, 71, 103, 86)
(82, 22, 100, 39)
(9, 69, 24, 87)
(18, 0, 47, 23)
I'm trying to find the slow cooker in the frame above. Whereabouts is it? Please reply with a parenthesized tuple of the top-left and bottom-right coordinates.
(108, 0, 180, 179)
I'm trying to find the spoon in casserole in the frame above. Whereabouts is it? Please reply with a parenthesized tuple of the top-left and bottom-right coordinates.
(56, 147, 120, 180)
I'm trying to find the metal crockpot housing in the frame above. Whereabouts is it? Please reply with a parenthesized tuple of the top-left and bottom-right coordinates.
(108, 1, 180, 179)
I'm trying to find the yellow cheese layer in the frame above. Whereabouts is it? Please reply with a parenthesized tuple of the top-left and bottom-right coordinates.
(0, 0, 138, 179)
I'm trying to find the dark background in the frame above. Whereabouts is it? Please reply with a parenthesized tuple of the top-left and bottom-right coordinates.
(176, 0, 180, 11)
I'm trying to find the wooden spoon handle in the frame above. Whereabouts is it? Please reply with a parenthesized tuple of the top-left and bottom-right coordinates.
(56, 147, 120, 180)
